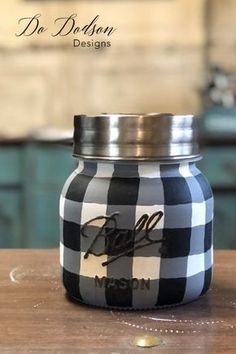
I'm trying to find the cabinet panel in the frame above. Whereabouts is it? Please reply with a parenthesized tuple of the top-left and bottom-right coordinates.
(24, 144, 75, 187)
(202, 107, 236, 136)
(22, 143, 75, 247)
(24, 189, 60, 248)
(0, 146, 22, 184)
(0, 190, 22, 247)
(199, 147, 236, 188)
(214, 193, 236, 249)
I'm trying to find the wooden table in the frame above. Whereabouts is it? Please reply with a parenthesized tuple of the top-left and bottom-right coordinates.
(0, 250, 235, 353)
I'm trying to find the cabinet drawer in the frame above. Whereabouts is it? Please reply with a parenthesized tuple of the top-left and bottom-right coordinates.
(0, 190, 22, 247)
(202, 106, 236, 136)
(24, 189, 60, 248)
(199, 147, 236, 188)
(24, 143, 76, 187)
(0, 146, 22, 185)
(214, 193, 236, 249)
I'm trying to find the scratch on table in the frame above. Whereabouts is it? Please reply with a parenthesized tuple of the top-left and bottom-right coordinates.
(33, 301, 45, 309)
(141, 316, 178, 322)
(9, 266, 23, 284)
(113, 310, 235, 336)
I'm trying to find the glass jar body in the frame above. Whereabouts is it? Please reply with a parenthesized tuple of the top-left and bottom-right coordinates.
(60, 159, 213, 309)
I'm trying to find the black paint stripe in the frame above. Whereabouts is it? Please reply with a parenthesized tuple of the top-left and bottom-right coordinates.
(63, 220, 81, 251)
(201, 267, 212, 295)
(62, 267, 82, 301)
(107, 177, 140, 205)
(161, 176, 193, 205)
(195, 173, 213, 200)
(162, 228, 192, 258)
(157, 278, 187, 306)
(204, 221, 213, 253)
(65, 162, 97, 202)
(105, 278, 133, 308)
(63, 162, 97, 304)
(112, 163, 139, 178)
(160, 163, 181, 177)
(105, 170, 140, 307)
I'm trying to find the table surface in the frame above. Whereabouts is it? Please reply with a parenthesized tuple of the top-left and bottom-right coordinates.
(0, 250, 235, 354)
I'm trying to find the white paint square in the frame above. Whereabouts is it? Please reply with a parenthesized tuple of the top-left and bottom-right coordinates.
(59, 196, 65, 219)
(138, 163, 160, 178)
(179, 163, 192, 177)
(81, 203, 107, 227)
(132, 257, 161, 280)
(187, 253, 205, 277)
(95, 163, 114, 178)
(191, 202, 206, 227)
(135, 205, 164, 230)
(80, 252, 107, 278)
(60, 242, 64, 267)
(75, 160, 84, 174)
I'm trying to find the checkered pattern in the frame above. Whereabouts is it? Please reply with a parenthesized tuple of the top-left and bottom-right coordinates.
(60, 160, 213, 309)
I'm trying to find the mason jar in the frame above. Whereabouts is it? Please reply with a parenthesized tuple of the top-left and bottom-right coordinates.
(60, 113, 213, 309)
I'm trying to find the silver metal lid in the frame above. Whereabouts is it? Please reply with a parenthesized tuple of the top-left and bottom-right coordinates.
(73, 113, 200, 161)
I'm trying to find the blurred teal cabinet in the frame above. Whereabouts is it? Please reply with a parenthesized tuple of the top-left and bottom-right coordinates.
(213, 193, 236, 249)
(0, 147, 22, 185)
(0, 147, 23, 247)
(23, 144, 76, 247)
(199, 147, 236, 188)
(0, 142, 75, 248)
(198, 146, 236, 249)
(201, 106, 236, 138)
(0, 190, 22, 247)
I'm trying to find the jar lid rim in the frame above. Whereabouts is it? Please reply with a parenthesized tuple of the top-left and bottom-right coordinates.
(73, 113, 200, 160)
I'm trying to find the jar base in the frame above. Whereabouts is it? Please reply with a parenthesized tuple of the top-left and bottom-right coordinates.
(65, 291, 206, 311)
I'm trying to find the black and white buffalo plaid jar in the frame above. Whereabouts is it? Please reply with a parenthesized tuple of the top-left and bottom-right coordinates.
(60, 113, 213, 309)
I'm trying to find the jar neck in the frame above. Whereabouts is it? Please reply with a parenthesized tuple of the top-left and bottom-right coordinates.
(75, 158, 201, 178)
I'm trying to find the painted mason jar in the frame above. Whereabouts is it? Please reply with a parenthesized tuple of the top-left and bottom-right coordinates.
(60, 113, 213, 309)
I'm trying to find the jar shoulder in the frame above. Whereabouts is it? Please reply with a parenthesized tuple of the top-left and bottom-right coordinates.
(61, 163, 213, 206)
